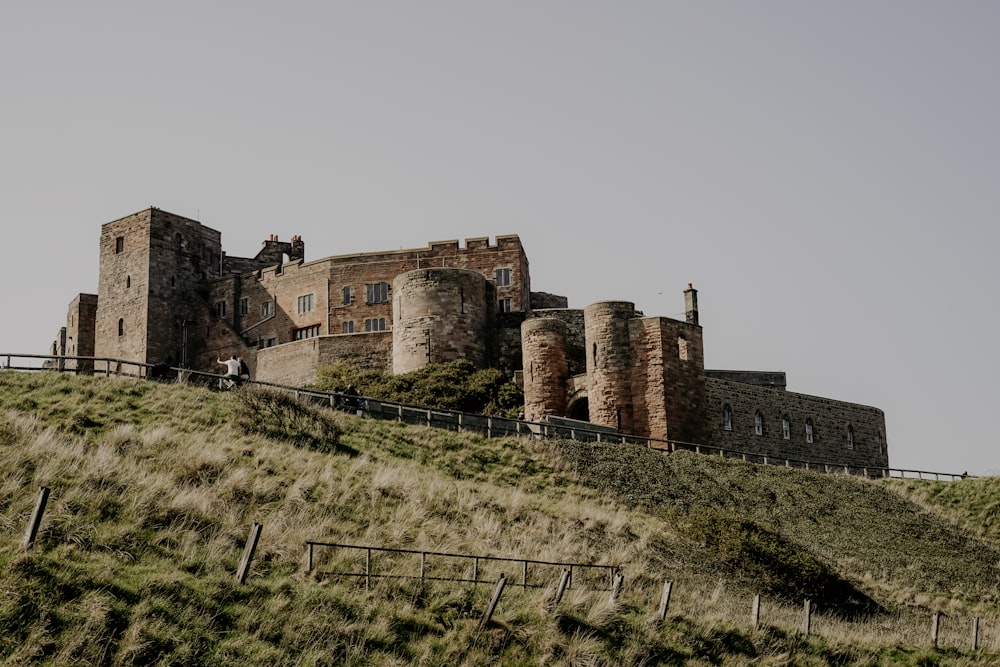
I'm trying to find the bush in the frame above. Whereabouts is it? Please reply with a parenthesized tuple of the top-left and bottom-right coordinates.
(683, 507, 883, 618)
(314, 360, 523, 416)
(232, 387, 342, 453)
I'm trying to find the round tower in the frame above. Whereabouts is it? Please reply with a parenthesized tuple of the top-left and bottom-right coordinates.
(392, 268, 494, 374)
(584, 301, 636, 431)
(521, 317, 569, 420)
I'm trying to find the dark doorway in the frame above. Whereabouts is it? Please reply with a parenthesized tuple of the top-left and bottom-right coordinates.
(568, 397, 589, 421)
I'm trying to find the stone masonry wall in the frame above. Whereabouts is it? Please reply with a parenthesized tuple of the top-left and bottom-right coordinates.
(95, 211, 152, 363)
(630, 317, 708, 444)
(65, 293, 98, 372)
(392, 268, 494, 374)
(705, 370, 787, 390)
(705, 377, 888, 468)
(256, 333, 392, 386)
(533, 309, 586, 375)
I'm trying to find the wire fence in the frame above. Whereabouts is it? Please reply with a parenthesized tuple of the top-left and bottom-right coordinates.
(0, 352, 972, 482)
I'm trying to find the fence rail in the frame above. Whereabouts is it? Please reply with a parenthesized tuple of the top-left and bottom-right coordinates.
(305, 540, 618, 591)
(0, 352, 972, 482)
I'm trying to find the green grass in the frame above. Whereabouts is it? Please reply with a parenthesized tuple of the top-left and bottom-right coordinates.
(1, 370, 999, 665)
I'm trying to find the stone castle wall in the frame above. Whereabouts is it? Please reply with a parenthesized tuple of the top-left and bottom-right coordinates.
(521, 317, 569, 420)
(392, 268, 495, 374)
(256, 333, 392, 386)
(630, 317, 708, 444)
(705, 377, 888, 468)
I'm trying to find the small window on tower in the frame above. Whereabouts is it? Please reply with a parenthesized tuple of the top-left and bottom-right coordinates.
(342, 321, 355, 334)
(215, 301, 226, 318)
(723, 404, 732, 431)
(805, 419, 814, 444)
(115, 236, 124, 254)
(118, 318, 124, 336)
(754, 411, 764, 436)
(677, 335, 688, 361)
(495, 268, 512, 286)
(239, 297, 249, 316)
(126, 275, 131, 289)
(498, 298, 512, 313)
(782, 415, 790, 440)
(343, 286, 352, 305)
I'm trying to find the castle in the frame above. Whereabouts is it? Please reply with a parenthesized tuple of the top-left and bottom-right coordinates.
(51, 207, 889, 470)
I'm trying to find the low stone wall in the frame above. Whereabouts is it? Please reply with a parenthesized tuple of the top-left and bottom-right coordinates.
(256, 333, 392, 386)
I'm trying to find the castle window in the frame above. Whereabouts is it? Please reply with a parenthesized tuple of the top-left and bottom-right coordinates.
(115, 236, 124, 254)
(342, 321, 355, 334)
(126, 275, 131, 289)
(174, 233, 182, 250)
(262, 301, 272, 317)
(366, 282, 389, 304)
(259, 336, 276, 348)
(293, 324, 321, 340)
(723, 404, 732, 431)
(805, 419, 814, 444)
(498, 298, 512, 313)
(342, 286, 352, 305)
(171, 275, 176, 288)
(754, 411, 764, 436)
(495, 268, 512, 287)
(365, 318, 386, 332)
(782, 415, 790, 440)
(297, 293, 314, 314)
(239, 297, 249, 316)
(678, 335, 688, 361)
(876, 431, 885, 455)
(846, 424, 855, 450)
(118, 318, 124, 336)
(215, 301, 226, 318)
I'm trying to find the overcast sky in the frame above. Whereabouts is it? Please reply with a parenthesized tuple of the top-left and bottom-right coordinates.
(2, 2, 998, 476)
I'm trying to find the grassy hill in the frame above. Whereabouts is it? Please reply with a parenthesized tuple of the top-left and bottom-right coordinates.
(1, 370, 999, 666)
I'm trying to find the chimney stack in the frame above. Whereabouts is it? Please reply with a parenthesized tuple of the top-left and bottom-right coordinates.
(684, 283, 699, 326)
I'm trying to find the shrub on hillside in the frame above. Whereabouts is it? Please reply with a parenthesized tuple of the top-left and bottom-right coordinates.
(233, 387, 343, 453)
(314, 359, 523, 416)
(684, 507, 883, 619)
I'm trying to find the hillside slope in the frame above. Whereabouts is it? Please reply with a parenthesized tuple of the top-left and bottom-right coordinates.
(1, 371, 998, 666)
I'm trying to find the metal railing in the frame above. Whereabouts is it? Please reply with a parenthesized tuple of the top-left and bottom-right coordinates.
(0, 352, 972, 482)
(305, 540, 618, 592)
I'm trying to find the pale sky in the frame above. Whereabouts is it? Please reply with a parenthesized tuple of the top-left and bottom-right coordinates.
(2, 2, 998, 475)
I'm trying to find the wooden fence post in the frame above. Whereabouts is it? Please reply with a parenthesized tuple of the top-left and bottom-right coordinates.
(21, 486, 50, 549)
(307, 542, 314, 572)
(931, 612, 941, 648)
(478, 574, 508, 632)
(609, 572, 624, 603)
(366, 548, 372, 591)
(658, 580, 673, 622)
(751, 594, 761, 630)
(972, 617, 980, 651)
(553, 569, 571, 607)
(801, 599, 812, 635)
(236, 522, 263, 584)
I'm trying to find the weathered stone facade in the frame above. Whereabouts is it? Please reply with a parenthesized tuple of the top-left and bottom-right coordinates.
(50, 206, 890, 470)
